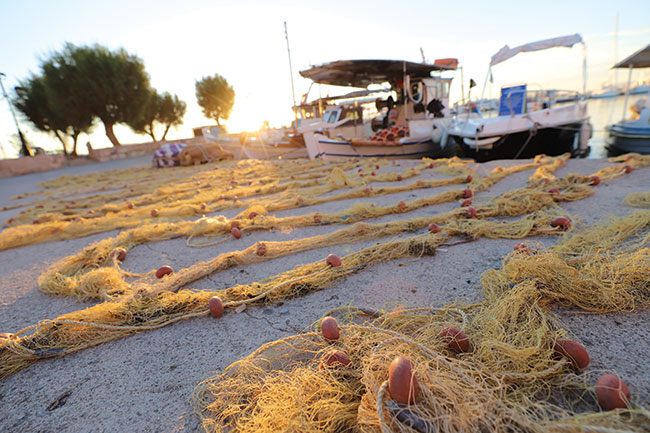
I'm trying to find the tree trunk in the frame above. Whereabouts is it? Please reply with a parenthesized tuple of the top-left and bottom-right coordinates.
(70, 131, 80, 157)
(146, 122, 157, 142)
(104, 121, 121, 146)
(161, 123, 172, 141)
(54, 131, 69, 156)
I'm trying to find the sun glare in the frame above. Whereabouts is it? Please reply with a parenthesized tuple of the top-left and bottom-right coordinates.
(226, 103, 294, 133)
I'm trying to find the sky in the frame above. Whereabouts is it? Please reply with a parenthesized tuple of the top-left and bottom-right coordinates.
(1, 0, 649, 158)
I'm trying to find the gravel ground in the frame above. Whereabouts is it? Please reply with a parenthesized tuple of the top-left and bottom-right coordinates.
(0, 156, 648, 433)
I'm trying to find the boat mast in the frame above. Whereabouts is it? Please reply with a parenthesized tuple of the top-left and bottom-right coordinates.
(459, 66, 465, 105)
(614, 13, 619, 91)
(284, 22, 299, 126)
(582, 41, 587, 98)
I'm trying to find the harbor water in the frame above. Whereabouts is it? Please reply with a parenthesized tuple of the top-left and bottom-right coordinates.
(586, 93, 648, 158)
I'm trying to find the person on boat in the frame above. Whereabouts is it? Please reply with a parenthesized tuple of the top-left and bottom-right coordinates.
(383, 96, 398, 128)
(629, 99, 647, 121)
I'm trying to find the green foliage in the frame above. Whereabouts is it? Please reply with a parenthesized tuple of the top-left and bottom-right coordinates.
(127, 90, 187, 141)
(17, 43, 190, 150)
(158, 93, 186, 140)
(14, 76, 52, 133)
(40, 43, 152, 146)
(14, 74, 93, 156)
(195, 74, 235, 125)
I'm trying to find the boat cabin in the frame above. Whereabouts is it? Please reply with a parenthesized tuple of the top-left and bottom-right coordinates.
(299, 59, 456, 139)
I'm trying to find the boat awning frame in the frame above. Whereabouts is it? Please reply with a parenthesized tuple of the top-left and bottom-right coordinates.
(299, 59, 456, 88)
(613, 44, 650, 69)
(490, 34, 583, 67)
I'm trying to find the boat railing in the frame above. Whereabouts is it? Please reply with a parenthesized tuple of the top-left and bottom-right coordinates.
(525, 89, 583, 107)
(451, 88, 583, 123)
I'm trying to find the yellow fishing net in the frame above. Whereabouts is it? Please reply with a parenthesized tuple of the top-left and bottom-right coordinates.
(192, 210, 650, 433)
(38, 165, 580, 302)
(1, 153, 649, 433)
(0, 158, 465, 250)
(624, 192, 650, 208)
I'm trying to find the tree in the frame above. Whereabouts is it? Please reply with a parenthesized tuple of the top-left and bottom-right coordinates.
(14, 74, 93, 156)
(14, 76, 66, 155)
(42, 43, 151, 147)
(195, 74, 235, 126)
(158, 93, 187, 140)
(127, 90, 186, 141)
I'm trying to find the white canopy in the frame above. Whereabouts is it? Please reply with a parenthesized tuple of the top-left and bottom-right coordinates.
(490, 34, 583, 66)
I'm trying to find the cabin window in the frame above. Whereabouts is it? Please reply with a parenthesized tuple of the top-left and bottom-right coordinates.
(432, 82, 446, 99)
(443, 81, 450, 98)
(324, 110, 340, 124)
(428, 84, 439, 99)
(341, 106, 363, 125)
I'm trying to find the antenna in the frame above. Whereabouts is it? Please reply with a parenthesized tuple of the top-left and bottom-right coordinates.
(420, 47, 427, 63)
(284, 22, 299, 126)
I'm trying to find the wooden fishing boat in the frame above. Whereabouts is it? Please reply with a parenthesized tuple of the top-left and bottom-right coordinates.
(242, 130, 308, 160)
(298, 59, 458, 160)
(201, 126, 247, 159)
(202, 126, 309, 160)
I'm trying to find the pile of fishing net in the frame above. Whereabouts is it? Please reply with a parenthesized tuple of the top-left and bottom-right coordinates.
(370, 125, 410, 142)
(624, 192, 650, 209)
(192, 212, 650, 433)
(192, 308, 650, 433)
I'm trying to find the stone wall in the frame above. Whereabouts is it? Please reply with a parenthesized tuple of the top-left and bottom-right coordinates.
(87, 141, 160, 162)
(0, 153, 67, 178)
(0, 138, 207, 178)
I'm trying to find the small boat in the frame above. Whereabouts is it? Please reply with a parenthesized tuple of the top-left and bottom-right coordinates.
(298, 59, 458, 160)
(590, 86, 622, 99)
(446, 34, 592, 161)
(629, 83, 650, 95)
(241, 127, 308, 160)
(201, 126, 247, 159)
(606, 44, 650, 154)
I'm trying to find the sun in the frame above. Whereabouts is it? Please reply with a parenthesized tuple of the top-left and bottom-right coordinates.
(226, 102, 295, 133)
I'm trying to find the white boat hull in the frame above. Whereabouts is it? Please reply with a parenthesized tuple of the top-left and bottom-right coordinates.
(591, 89, 620, 99)
(304, 132, 451, 160)
(447, 103, 591, 160)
